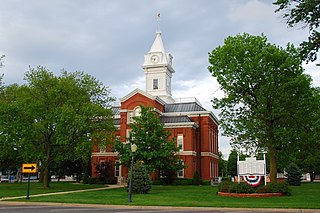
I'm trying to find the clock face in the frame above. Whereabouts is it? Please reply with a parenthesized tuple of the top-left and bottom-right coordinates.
(151, 55, 160, 64)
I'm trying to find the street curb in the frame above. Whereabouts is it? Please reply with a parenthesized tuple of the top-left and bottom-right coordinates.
(0, 201, 319, 212)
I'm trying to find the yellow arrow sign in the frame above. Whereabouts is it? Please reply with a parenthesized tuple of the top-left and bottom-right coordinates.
(22, 163, 37, 173)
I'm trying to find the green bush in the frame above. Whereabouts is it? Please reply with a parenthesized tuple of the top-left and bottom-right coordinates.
(83, 177, 105, 185)
(105, 177, 117, 184)
(172, 178, 193, 185)
(233, 182, 255, 194)
(153, 177, 211, 186)
(152, 179, 165, 185)
(201, 180, 211, 185)
(128, 162, 152, 194)
(268, 182, 291, 195)
(218, 181, 233, 192)
(286, 163, 302, 186)
(83, 176, 117, 185)
(217, 181, 290, 195)
(192, 171, 201, 185)
(221, 177, 232, 182)
(257, 185, 271, 193)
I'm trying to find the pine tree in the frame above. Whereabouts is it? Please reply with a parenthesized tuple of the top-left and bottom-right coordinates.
(128, 161, 152, 194)
(286, 163, 302, 186)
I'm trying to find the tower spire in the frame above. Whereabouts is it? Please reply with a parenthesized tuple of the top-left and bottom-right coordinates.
(156, 13, 161, 33)
(142, 14, 175, 103)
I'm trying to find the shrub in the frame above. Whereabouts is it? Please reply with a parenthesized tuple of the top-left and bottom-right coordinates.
(218, 181, 233, 192)
(172, 178, 193, 185)
(128, 162, 152, 194)
(152, 179, 165, 185)
(234, 182, 255, 194)
(217, 181, 290, 195)
(153, 178, 211, 186)
(201, 180, 211, 185)
(222, 182, 255, 194)
(105, 177, 117, 184)
(257, 185, 271, 193)
(268, 182, 291, 195)
(83, 177, 105, 185)
(285, 163, 302, 186)
(192, 171, 201, 185)
(221, 177, 232, 182)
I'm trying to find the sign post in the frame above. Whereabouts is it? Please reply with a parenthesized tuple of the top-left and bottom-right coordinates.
(22, 163, 37, 199)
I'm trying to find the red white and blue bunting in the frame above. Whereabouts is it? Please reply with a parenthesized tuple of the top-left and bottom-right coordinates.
(242, 175, 263, 187)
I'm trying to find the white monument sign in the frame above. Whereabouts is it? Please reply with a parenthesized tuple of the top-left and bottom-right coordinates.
(237, 154, 267, 185)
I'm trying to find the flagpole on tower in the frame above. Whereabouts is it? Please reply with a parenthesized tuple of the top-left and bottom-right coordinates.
(156, 13, 161, 33)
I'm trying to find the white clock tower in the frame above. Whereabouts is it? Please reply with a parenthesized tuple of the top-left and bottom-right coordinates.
(142, 31, 175, 103)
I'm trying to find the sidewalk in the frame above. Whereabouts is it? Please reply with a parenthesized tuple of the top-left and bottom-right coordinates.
(0, 184, 123, 201)
(1, 185, 319, 213)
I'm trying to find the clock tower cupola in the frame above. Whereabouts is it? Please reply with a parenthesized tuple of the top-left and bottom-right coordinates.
(142, 30, 175, 103)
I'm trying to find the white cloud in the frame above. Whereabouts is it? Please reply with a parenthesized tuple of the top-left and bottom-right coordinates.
(1, 0, 319, 157)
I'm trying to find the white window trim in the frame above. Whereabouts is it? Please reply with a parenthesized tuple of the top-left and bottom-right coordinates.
(153, 78, 159, 90)
(115, 160, 121, 177)
(133, 106, 141, 117)
(127, 111, 134, 124)
(177, 134, 184, 151)
(177, 161, 184, 178)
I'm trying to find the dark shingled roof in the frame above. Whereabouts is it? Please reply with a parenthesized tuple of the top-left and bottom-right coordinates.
(165, 102, 206, 113)
(160, 115, 192, 124)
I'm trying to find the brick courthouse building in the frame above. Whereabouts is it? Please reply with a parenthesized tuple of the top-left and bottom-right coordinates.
(91, 30, 219, 182)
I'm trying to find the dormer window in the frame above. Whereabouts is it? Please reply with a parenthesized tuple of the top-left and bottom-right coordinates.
(153, 79, 158, 90)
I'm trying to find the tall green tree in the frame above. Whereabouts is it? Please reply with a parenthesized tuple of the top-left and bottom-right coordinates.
(218, 151, 227, 177)
(274, 0, 320, 62)
(227, 149, 246, 178)
(0, 83, 24, 174)
(0, 66, 114, 187)
(208, 33, 313, 182)
(227, 150, 238, 177)
(294, 87, 320, 181)
(114, 106, 184, 180)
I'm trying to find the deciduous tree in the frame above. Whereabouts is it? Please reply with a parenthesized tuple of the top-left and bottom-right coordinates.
(0, 66, 114, 187)
(218, 151, 227, 177)
(208, 33, 313, 182)
(114, 106, 184, 181)
(274, 0, 320, 62)
(294, 87, 320, 181)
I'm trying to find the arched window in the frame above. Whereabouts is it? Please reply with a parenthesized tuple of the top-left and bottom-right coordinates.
(134, 106, 141, 117)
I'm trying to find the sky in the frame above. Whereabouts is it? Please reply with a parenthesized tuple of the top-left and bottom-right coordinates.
(0, 0, 319, 158)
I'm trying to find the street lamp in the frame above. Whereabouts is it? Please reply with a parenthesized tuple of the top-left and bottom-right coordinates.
(128, 143, 137, 202)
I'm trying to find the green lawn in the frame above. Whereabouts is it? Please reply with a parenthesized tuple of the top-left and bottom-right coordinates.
(0, 181, 105, 198)
(6, 182, 320, 209)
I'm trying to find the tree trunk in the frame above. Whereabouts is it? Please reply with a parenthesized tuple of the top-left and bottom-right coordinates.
(267, 119, 277, 182)
(39, 167, 45, 183)
(43, 164, 50, 188)
(310, 171, 315, 182)
(269, 146, 277, 182)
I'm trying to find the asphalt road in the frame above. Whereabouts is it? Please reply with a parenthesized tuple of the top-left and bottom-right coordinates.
(0, 203, 318, 213)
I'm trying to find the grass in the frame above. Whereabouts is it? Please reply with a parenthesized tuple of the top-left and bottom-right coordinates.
(6, 182, 320, 209)
(0, 181, 105, 198)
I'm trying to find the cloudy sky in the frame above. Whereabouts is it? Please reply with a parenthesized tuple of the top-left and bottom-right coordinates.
(1, 0, 319, 158)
